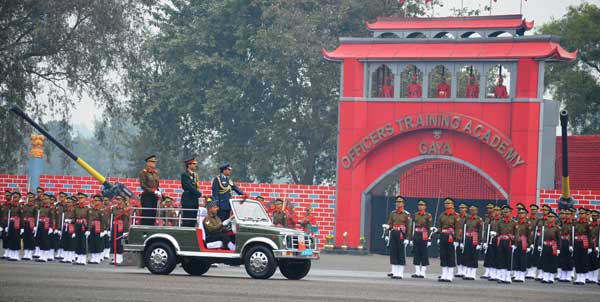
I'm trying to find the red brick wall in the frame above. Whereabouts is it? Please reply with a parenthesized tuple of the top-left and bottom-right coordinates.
(0, 174, 336, 248)
(540, 189, 600, 211)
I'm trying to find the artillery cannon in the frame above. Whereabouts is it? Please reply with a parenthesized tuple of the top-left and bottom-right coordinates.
(10, 106, 133, 199)
(558, 110, 574, 210)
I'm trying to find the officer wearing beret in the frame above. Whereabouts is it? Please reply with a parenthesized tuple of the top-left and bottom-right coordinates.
(211, 164, 245, 222)
(181, 158, 202, 227)
(139, 155, 160, 226)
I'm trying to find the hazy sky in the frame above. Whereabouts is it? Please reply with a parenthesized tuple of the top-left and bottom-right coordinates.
(69, 0, 599, 132)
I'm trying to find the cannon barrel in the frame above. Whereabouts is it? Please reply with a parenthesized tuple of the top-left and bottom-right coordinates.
(558, 110, 573, 209)
(10, 106, 132, 198)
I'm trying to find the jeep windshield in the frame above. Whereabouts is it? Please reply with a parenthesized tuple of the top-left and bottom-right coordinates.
(231, 200, 271, 224)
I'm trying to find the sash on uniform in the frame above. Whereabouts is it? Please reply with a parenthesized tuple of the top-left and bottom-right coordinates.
(467, 231, 479, 246)
(496, 234, 512, 247)
(393, 224, 406, 240)
(40, 216, 50, 231)
(416, 226, 428, 241)
(544, 240, 558, 256)
(441, 228, 454, 243)
(67, 224, 75, 235)
(10, 216, 20, 230)
(24, 216, 35, 230)
(575, 235, 589, 249)
(519, 235, 528, 251)
(92, 220, 102, 234)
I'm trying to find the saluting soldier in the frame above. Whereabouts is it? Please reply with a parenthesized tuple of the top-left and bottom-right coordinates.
(212, 164, 245, 222)
(539, 211, 560, 284)
(462, 205, 483, 281)
(88, 198, 105, 264)
(588, 210, 599, 284)
(6, 192, 23, 261)
(557, 208, 575, 282)
(73, 192, 91, 265)
(61, 196, 77, 263)
(410, 199, 432, 278)
(181, 157, 202, 227)
(110, 195, 130, 265)
(455, 203, 468, 278)
(21, 192, 37, 260)
(385, 196, 411, 279)
(139, 155, 161, 226)
(482, 205, 500, 280)
(513, 207, 532, 283)
(573, 208, 592, 285)
(436, 197, 460, 282)
(271, 199, 287, 227)
(495, 205, 516, 284)
(526, 204, 540, 279)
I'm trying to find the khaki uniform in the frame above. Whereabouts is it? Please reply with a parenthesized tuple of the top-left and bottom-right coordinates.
(463, 214, 483, 268)
(388, 210, 411, 265)
(203, 213, 231, 247)
(573, 219, 591, 274)
(496, 217, 516, 270)
(139, 168, 160, 226)
(513, 218, 531, 272)
(437, 211, 460, 268)
(272, 210, 287, 227)
(412, 211, 432, 266)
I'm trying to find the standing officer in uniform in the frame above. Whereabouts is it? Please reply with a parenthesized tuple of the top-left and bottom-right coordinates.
(6, 192, 23, 261)
(513, 208, 532, 283)
(557, 208, 574, 282)
(139, 155, 160, 226)
(384, 196, 411, 279)
(110, 195, 130, 265)
(540, 211, 560, 284)
(212, 164, 245, 222)
(495, 205, 516, 284)
(526, 204, 540, 279)
(482, 204, 500, 280)
(455, 203, 468, 278)
(21, 192, 37, 260)
(60, 196, 76, 263)
(410, 200, 432, 278)
(271, 199, 287, 227)
(573, 208, 592, 284)
(73, 192, 91, 265)
(535, 204, 552, 280)
(588, 210, 600, 284)
(181, 157, 202, 227)
(436, 197, 460, 282)
(0, 190, 11, 259)
(462, 205, 483, 281)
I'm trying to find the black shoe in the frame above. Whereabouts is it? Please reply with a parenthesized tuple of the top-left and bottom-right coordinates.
(541, 280, 548, 284)
(411, 274, 419, 278)
(574, 282, 585, 285)
(488, 278, 497, 282)
(525, 276, 534, 279)
(418, 275, 425, 278)
(480, 276, 489, 279)
(455, 274, 464, 278)
(514, 280, 524, 283)
(387, 273, 393, 277)
(392, 276, 402, 280)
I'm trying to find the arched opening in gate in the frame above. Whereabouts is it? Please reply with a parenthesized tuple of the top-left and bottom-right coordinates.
(364, 155, 508, 255)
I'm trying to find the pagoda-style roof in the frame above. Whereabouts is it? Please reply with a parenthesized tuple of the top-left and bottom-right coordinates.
(322, 36, 577, 62)
(367, 14, 534, 32)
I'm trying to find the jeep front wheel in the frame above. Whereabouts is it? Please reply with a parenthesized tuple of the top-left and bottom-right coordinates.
(244, 245, 277, 279)
(181, 258, 211, 276)
(144, 241, 177, 275)
(278, 259, 311, 280)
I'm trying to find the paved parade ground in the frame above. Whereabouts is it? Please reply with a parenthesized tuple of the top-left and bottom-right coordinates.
(1, 254, 598, 302)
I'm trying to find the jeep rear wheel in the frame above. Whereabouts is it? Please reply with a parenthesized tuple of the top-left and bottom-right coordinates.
(144, 242, 177, 275)
(278, 259, 311, 280)
(244, 245, 277, 279)
(181, 258, 211, 276)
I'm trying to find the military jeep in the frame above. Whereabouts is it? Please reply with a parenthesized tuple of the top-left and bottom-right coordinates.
(124, 198, 319, 280)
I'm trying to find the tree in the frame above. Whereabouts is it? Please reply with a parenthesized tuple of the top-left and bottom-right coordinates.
(0, 0, 155, 173)
(128, 0, 437, 184)
(540, 3, 600, 134)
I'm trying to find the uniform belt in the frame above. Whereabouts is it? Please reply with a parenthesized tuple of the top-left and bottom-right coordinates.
(575, 235, 588, 240)
(560, 234, 570, 240)
(497, 234, 511, 240)
(543, 240, 557, 245)
(415, 227, 428, 232)
(441, 228, 454, 234)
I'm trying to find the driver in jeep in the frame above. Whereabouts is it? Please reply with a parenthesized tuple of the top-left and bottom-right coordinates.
(203, 201, 236, 251)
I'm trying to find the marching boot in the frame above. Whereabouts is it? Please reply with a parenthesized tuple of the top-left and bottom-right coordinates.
(548, 273, 555, 284)
(489, 268, 497, 281)
(47, 249, 54, 261)
(574, 273, 585, 285)
(388, 265, 394, 278)
(22, 250, 32, 260)
(36, 250, 47, 262)
(536, 269, 544, 281)
(481, 268, 490, 279)
(526, 267, 535, 279)
(420, 266, 427, 278)
(33, 247, 41, 258)
(392, 265, 401, 279)
(116, 254, 123, 265)
(56, 249, 64, 259)
(2, 249, 8, 259)
(9, 250, 20, 261)
(412, 265, 420, 278)
(438, 267, 445, 281)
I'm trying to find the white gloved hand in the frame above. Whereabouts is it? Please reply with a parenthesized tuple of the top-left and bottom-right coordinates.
(33, 227, 37, 233)
(20, 229, 24, 235)
(588, 248, 593, 254)
(403, 239, 409, 246)
(537, 246, 542, 253)
(459, 243, 464, 249)
(596, 247, 599, 252)
(476, 245, 482, 251)
(430, 227, 438, 233)
(437, 239, 440, 245)
(0, 227, 3, 232)
(48, 228, 53, 233)
(71, 233, 76, 238)
(382, 224, 390, 230)
(122, 232, 129, 238)
(529, 245, 534, 251)
(490, 231, 497, 237)
(453, 242, 459, 248)
(526, 247, 531, 253)
(427, 241, 432, 247)
(511, 245, 517, 252)
(483, 243, 488, 250)
(154, 190, 161, 196)
(557, 249, 560, 256)
(55, 229, 61, 235)
(409, 241, 414, 247)
(569, 246, 573, 253)
(222, 219, 231, 226)
(64, 219, 71, 223)
(85, 231, 90, 237)
(107, 231, 111, 238)
(101, 231, 107, 238)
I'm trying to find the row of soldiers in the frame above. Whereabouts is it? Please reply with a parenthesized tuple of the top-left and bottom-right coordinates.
(0, 188, 130, 265)
(384, 196, 600, 285)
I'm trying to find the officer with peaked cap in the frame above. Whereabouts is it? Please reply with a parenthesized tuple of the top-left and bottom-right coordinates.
(211, 164, 245, 222)
(385, 195, 411, 279)
(138, 155, 160, 225)
(411, 199, 432, 278)
(181, 157, 202, 227)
